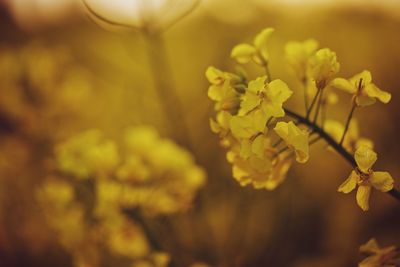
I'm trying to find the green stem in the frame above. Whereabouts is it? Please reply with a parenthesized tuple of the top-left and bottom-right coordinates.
(339, 102, 356, 146)
(284, 108, 400, 202)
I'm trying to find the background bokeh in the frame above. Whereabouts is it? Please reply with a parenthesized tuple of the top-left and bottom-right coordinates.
(0, 0, 399, 266)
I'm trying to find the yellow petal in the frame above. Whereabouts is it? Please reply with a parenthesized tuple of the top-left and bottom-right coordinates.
(356, 185, 371, 211)
(370, 171, 394, 192)
(355, 138, 374, 150)
(266, 79, 293, 104)
(360, 238, 380, 254)
(355, 95, 376, 107)
(239, 91, 261, 115)
(240, 139, 252, 159)
(355, 145, 377, 173)
(274, 121, 309, 163)
(253, 27, 274, 61)
(330, 78, 356, 94)
(251, 134, 269, 157)
(205, 66, 224, 85)
(248, 76, 267, 93)
(307, 48, 340, 86)
(338, 170, 358, 193)
(364, 83, 391, 104)
(231, 44, 257, 64)
(349, 70, 372, 87)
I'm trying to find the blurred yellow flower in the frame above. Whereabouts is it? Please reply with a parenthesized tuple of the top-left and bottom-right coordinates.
(285, 39, 319, 80)
(359, 239, 399, 267)
(331, 70, 391, 107)
(231, 27, 274, 66)
(324, 119, 373, 153)
(307, 48, 340, 89)
(338, 146, 394, 211)
(56, 129, 119, 179)
(274, 121, 309, 163)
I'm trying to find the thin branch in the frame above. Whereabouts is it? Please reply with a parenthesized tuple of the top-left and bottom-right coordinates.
(284, 108, 400, 202)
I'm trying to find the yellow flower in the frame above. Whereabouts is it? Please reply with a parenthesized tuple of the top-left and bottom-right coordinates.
(239, 76, 292, 120)
(229, 109, 268, 140)
(231, 27, 274, 66)
(338, 146, 394, 211)
(230, 148, 292, 190)
(206, 66, 241, 112)
(274, 121, 309, 163)
(307, 48, 340, 89)
(324, 119, 373, 153)
(331, 70, 391, 107)
(56, 129, 119, 179)
(359, 239, 398, 267)
(285, 39, 319, 80)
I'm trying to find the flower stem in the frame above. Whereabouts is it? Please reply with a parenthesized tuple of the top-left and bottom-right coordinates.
(144, 32, 192, 148)
(283, 108, 400, 202)
(306, 88, 321, 119)
(339, 102, 356, 146)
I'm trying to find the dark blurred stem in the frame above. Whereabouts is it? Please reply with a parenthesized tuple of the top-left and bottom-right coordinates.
(144, 32, 192, 148)
(339, 102, 356, 146)
(284, 108, 400, 202)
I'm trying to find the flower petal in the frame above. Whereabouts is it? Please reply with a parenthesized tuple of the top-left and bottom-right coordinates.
(355, 145, 377, 173)
(330, 78, 356, 94)
(356, 185, 371, 211)
(254, 27, 274, 61)
(364, 83, 391, 104)
(338, 170, 358, 193)
(231, 44, 257, 64)
(349, 70, 372, 87)
(370, 171, 394, 192)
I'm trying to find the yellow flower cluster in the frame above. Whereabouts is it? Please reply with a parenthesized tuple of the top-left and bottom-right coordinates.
(207, 28, 310, 190)
(38, 126, 206, 266)
(359, 239, 400, 267)
(207, 26, 395, 211)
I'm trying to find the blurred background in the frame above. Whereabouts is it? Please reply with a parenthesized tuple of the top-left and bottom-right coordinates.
(0, 0, 400, 266)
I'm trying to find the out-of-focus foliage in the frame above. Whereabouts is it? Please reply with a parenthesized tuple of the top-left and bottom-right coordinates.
(37, 125, 205, 266)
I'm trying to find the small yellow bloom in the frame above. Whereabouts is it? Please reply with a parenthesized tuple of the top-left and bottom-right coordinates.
(206, 66, 241, 112)
(231, 27, 274, 66)
(285, 39, 319, 79)
(274, 121, 309, 163)
(359, 238, 398, 267)
(239, 76, 292, 120)
(307, 48, 340, 89)
(229, 109, 268, 140)
(331, 70, 391, 107)
(338, 145, 394, 211)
